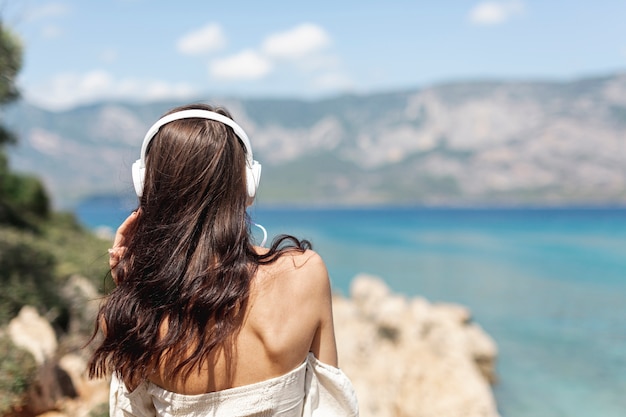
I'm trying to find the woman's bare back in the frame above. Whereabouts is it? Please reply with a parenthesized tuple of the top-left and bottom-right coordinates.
(147, 249, 337, 395)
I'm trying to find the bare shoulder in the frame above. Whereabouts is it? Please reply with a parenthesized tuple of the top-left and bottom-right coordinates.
(248, 249, 335, 366)
(288, 249, 328, 276)
(261, 249, 330, 294)
(251, 248, 333, 317)
(277, 250, 336, 366)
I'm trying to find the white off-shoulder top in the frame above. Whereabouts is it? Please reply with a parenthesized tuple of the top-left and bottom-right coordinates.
(109, 353, 359, 417)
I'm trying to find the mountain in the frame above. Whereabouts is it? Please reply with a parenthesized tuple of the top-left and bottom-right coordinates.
(4, 73, 626, 207)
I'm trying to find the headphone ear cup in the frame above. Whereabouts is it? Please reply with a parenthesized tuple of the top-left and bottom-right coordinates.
(132, 159, 145, 197)
(246, 161, 262, 200)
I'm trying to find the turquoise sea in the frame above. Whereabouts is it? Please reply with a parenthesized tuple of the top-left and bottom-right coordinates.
(76, 200, 626, 417)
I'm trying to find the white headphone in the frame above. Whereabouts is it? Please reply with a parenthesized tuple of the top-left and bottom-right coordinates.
(131, 109, 262, 200)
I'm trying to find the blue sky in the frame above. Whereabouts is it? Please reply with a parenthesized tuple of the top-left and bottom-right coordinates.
(4, 0, 626, 110)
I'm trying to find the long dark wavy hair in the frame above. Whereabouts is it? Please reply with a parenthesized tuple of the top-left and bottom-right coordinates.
(88, 103, 310, 387)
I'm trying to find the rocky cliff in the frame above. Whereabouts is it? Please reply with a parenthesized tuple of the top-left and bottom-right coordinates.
(335, 275, 499, 417)
(3, 274, 498, 417)
(5, 72, 626, 206)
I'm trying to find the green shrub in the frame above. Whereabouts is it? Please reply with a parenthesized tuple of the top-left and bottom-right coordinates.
(0, 334, 37, 415)
(1, 173, 50, 219)
(0, 23, 22, 107)
(0, 227, 65, 326)
(88, 402, 109, 417)
(39, 212, 113, 292)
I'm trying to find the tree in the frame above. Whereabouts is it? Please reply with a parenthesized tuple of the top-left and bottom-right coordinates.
(0, 22, 21, 146)
(0, 22, 50, 223)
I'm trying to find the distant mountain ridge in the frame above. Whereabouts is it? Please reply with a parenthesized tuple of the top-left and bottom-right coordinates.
(4, 72, 626, 207)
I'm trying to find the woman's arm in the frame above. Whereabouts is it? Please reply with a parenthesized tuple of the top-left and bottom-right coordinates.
(303, 252, 338, 366)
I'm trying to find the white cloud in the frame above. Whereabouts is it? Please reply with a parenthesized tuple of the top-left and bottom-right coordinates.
(313, 72, 354, 91)
(24, 70, 196, 110)
(468, 1, 525, 26)
(177, 23, 226, 55)
(41, 25, 63, 39)
(22, 2, 70, 40)
(209, 50, 273, 80)
(200, 23, 338, 83)
(262, 23, 331, 59)
(25, 2, 71, 22)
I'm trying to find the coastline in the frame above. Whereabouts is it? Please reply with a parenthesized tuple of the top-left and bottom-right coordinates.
(4, 273, 500, 417)
(335, 274, 500, 417)
(71, 202, 626, 417)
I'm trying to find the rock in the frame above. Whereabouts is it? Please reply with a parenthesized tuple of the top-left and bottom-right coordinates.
(60, 275, 101, 335)
(350, 273, 392, 318)
(6, 307, 87, 416)
(430, 302, 472, 324)
(56, 354, 109, 417)
(25, 360, 77, 416)
(465, 323, 499, 383)
(8, 306, 57, 364)
(335, 275, 500, 417)
(9, 275, 499, 417)
(4, 306, 109, 417)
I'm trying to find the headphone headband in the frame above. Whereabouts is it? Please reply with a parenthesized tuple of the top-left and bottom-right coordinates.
(132, 109, 261, 200)
(139, 109, 255, 168)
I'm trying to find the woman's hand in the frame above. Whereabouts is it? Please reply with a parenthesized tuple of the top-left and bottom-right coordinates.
(108, 210, 140, 284)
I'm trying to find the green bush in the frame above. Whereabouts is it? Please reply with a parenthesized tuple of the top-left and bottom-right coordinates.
(0, 334, 37, 415)
(1, 173, 50, 219)
(0, 211, 113, 326)
(88, 402, 109, 417)
(0, 228, 64, 326)
(39, 212, 113, 292)
(0, 24, 21, 105)
(0, 162, 50, 228)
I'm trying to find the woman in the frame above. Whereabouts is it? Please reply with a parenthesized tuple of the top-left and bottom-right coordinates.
(88, 104, 358, 416)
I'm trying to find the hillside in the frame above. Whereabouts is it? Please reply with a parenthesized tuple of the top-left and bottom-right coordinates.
(5, 73, 626, 207)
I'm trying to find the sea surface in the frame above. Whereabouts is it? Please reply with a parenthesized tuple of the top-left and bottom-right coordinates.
(76, 199, 626, 417)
